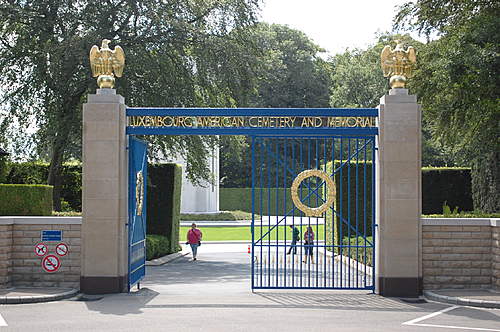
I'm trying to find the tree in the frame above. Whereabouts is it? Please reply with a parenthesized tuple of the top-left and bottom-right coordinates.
(395, 0, 500, 212)
(329, 34, 422, 108)
(329, 33, 469, 167)
(0, 0, 261, 209)
(219, 23, 332, 186)
(247, 23, 331, 108)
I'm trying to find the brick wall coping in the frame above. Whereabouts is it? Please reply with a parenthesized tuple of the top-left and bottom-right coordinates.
(0, 216, 82, 225)
(421, 218, 500, 227)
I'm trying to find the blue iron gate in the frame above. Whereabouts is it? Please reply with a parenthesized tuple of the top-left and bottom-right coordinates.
(125, 107, 378, 291)
(128, 136, 148, 291)
(251, 136, 376, 290)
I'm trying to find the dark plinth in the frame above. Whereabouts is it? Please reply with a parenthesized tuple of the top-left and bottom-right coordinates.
(80, 276, 127, 294)
(378, 277, 423, 297)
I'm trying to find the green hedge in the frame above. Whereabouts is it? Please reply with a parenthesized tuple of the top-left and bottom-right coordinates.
(3, 162, 82, 211)
(146, 235, 171, 260)
(325, 161, 374, 246)
(221, 167, 473, 236)
(147, 163, 182, 253)
(0, 184, 53, 216)
(422, 167, 472, 214)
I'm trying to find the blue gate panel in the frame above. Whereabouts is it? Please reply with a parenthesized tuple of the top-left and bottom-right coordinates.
(128, 136, 148, 291)
(251, 136, 376, 290)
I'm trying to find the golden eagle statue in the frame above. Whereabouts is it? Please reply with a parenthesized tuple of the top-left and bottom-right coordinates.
(89, 39, 125, 89)
(380, 41, 416, 89)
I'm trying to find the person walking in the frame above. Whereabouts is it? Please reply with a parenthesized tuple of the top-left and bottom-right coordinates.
(287, 225, 300, 255)
(303, 226, 314, 264)
(187, 223, 202, 261)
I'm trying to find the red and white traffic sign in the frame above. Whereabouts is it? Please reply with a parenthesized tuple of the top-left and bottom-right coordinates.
(34, 243, 47, 257)
(41, 255, 60, 273)
(55, 243, 69, 256)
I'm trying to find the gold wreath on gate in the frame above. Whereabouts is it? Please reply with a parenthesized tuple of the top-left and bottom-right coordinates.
(135, 170, 144, 216)
(291, 169, 336, 217)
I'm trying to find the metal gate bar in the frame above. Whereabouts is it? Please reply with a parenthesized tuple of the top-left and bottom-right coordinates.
(251, 136, 376, 290)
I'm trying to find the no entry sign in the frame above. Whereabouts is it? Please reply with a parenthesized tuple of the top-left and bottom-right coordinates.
(34, 243, 47, 257)
(42, 255, 60, 273)
(55, 243, 69, 256)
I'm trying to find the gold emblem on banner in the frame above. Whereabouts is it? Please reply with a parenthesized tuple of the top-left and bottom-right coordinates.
(135, 171, 144, 216)
(291, 169, 335, 217)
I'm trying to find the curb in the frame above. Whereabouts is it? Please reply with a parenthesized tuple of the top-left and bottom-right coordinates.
(146, 251, 189, 266)
(424, 290, 500, 309)
(0, 288, 79, 304)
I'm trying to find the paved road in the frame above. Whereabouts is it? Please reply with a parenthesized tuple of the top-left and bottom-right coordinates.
(0, 243, 499, 331)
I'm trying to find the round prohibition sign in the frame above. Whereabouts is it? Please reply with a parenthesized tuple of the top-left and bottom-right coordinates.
(34, 243, 48, 257)
(55, 242, 69, 256)
(42, 254, 61, 273)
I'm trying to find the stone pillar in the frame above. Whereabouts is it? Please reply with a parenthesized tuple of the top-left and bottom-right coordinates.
(376, 88, 422, 297)
(81, 89, 128, 294)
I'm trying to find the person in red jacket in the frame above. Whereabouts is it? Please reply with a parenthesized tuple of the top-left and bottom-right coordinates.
(187, 223, 203, 261)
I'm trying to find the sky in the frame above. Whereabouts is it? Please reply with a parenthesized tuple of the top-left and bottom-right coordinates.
(259, 0, 416, 55)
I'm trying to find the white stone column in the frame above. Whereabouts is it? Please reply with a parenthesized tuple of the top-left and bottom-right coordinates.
(376, 88, 422, 297)
(81, 89, 128, 294)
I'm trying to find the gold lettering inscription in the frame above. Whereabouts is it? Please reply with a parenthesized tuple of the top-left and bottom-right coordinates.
(128, 116, 375, 128)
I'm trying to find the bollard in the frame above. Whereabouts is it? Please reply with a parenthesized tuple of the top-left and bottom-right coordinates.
(248, 245, 251, 254)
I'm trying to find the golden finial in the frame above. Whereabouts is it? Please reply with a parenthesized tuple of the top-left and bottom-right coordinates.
(89, 39, 125, 89)
(380, 40, 416, 89)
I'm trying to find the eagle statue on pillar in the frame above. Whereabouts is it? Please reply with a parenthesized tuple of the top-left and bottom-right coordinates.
(380, 41, 416, 89)
(89, 39, 125, 89)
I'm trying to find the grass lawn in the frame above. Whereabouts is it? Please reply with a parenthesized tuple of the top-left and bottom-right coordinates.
(180, 224, 326, 241)
(180, 210, 257, 221)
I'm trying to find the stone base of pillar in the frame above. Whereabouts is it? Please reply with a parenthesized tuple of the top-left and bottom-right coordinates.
(80, 276, 127, 294)
(378, 277, 422, 297)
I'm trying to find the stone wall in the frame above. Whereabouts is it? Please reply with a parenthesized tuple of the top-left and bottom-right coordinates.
(421, 218, 499, 290)
(0, 217, 81, 289)
(493, 223, 500, 290)
(0, 224, 12, 287)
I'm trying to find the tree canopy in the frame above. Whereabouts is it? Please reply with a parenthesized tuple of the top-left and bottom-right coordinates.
(0, 0, 262, 209)
(395, 0, 500, 212)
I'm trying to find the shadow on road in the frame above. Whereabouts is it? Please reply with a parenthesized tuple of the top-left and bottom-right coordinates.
(143, 255, 251, 285)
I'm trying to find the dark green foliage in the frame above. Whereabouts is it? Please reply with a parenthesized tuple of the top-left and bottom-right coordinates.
(219, 188, 310, 216)
(325, 161, 374, 247)
(0, 184, 53, 216)
(0, 0, 261, 211)
(395, 0, 500, 213)
(471, 152, 500, 213)
(245, 23, 331, 108)
(145, 235, 171, 261)
(0, 157, 7, 183)
(147, 163, 182, 253)
(4, 162, 82, 211)
(422, 167, 473, 214)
